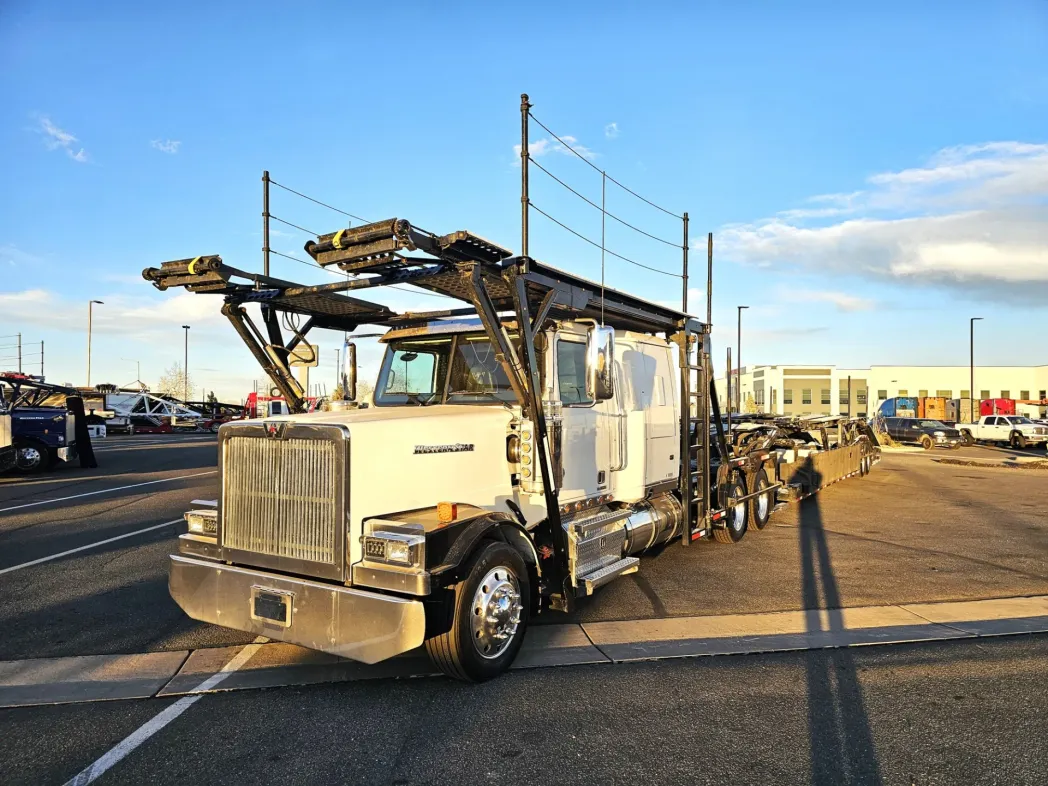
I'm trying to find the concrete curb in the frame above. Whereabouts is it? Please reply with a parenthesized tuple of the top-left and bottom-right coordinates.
(2, 595, 1047, 708)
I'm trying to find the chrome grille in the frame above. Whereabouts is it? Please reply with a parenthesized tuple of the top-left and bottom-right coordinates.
(222, 435, 340, 565)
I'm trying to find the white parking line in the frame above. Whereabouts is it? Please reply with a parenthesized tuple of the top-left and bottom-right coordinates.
(64, 641, 265, 786)
(0, 471, 217, 514)
(0, 519, 182, 575)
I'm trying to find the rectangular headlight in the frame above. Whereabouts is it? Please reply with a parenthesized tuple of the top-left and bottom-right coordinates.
(185, 509, 218, 536)
(363, 531, 424, 567)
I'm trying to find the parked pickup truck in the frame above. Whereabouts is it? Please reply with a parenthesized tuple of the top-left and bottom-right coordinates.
(961, 415, 1048, 450)
(883, 417, 962, 450)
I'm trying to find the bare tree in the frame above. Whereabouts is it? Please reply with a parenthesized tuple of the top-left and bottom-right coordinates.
(156, 363, 196, 400)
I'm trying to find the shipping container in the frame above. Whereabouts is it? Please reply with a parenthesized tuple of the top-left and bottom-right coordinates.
(919, 396, 947, 420)
(946, 398, 974, 423)
(979, 398, 1016, 416)
(877, 397, 918, 418)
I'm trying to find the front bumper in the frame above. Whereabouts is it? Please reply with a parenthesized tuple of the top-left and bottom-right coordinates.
(169, 554, 426, 664)
(56, 445, 78, 463)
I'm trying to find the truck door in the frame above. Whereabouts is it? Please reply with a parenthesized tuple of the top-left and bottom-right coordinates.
(554, 332, 611, 501)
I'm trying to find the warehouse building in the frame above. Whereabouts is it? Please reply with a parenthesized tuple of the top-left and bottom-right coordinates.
(715, 365, 1048, 417)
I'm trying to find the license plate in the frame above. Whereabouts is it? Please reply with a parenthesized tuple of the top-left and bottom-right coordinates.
(250, 587, 293, 627)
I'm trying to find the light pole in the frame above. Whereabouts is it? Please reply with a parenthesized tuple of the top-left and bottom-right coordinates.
(970, 317, 982, 424)
(87, 300, 104, 387)
(737, 305, 749, 413)
(122, 358, 141, 388)
(181, 325, 191, 401)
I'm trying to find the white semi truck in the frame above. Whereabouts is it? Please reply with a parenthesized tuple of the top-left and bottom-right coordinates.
(144, 218, 879, 681)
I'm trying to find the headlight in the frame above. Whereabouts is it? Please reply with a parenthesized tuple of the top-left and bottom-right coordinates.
(363, 531, 424, 567)
(933, 431, 945, 436)
(185, 509, 218, 536)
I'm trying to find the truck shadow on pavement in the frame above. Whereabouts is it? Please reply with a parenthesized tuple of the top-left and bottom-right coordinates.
(798, 458, 883, 786)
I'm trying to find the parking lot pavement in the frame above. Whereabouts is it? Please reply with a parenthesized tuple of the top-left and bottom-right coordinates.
(0, 434, 250, 660)
(3, 634, 1046, 786)
(547, 452, 1048, 624)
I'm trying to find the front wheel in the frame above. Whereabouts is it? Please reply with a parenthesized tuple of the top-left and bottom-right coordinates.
(1011, 432, 1027, 450)
(424, 540, 530, 682)
(920, 435, 934, 450)
(15, 442, 49, 473)
(960, 429, 973, 446)
(209, 422, 221, 433)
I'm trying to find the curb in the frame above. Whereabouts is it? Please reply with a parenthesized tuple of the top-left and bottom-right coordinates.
(2, 595, 1047, 708)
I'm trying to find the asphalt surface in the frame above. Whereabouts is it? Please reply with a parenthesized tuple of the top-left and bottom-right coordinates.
(1, 437, 1046, 658)
(2, 634, 1046, 785)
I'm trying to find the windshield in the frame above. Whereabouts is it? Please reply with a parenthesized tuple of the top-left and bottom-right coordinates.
(1007, 416, 1033, 425)
(919, 420, 947, 428)
(374, 334, 519, 406)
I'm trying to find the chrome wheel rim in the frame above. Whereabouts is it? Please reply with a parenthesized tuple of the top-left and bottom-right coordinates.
(17, 447, 42, 469)
(730, 492, 746, 532)
(756, 484, 770, 519)
(470, 566, 522, 660)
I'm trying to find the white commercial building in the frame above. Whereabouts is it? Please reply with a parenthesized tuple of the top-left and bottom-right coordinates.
(715, 365, 1048, 418)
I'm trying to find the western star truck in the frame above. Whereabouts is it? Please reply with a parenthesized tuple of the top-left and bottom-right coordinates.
(0, 375, 81, 473)
(961, 415, 1048, 450)
(144, 215, 880, 681)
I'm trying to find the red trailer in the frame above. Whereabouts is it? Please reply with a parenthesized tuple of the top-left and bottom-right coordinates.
(979, 398, 1016, 416)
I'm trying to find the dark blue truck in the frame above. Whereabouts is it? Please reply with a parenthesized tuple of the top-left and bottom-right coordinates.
(1, 375, 81, 473)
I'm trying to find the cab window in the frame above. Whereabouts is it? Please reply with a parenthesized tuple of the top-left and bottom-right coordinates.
(557, 339, 591, 405)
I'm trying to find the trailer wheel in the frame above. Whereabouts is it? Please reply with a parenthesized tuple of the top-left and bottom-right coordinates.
(424, 540, 530, 682)
(714, 474, 748, 544)
(920, 435, 934, 450)
(749, 468, 773, 531)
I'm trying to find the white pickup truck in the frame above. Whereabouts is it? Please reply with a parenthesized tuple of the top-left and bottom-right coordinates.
(961, 415, 1048, 450)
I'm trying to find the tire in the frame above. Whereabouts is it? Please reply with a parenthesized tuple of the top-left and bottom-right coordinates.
(949, 442, 961, 450)
(1012, 433, 1027, 450)
(920, 435, 933, 450)
(748, 468, 773, 531)
(14, 441, 49, 474)
(714, 473, 748, 544)
(209, 422, 221, 433)
(424, 540, 530, 682)
(960, 429, 973, 446)
(128, 425, 136, 436)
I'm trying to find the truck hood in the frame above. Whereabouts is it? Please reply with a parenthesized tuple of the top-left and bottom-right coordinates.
(262, 405, 529, 565)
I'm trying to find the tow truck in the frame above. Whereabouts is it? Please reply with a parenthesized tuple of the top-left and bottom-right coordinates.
(0, 375, 82, 473)
(144, 212, 879, 681)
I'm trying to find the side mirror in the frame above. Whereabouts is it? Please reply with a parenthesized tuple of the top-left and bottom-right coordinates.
(341, 340, 357, 402)
(586, 325, 615, 401)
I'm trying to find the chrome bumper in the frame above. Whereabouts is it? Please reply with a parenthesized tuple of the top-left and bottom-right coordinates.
(169, 555, 426, 664)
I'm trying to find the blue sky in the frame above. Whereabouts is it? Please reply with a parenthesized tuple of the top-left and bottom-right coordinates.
(1, 1, 1045, 400)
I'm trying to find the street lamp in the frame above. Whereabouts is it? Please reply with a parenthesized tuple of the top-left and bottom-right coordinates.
(122, 357, 142, 389)
(181, 325, 191, 401)
(970, 317, 982, 424)
(737, 305, 749, 413)
(87, 300, 104, 387)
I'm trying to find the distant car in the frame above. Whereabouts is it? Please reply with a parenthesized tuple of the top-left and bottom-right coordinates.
(127, 415, 174, 435)
(883, 417, 962, 450)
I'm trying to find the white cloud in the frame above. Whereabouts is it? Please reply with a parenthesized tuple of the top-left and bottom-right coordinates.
(36, 115, 89, 163)
(150, 139, 181, 154)
(513, 135, 597, 163)
(780, 288, 875, 312)
(720, 141, 1048, 302)
(605, 122, 619, 139)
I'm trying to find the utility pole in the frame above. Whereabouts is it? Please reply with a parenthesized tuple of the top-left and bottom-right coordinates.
(970, 317, 982, 424)
(87, 300, 104, 387)
(16, 333, 21, 373)
(262, 170, 271, 277)
(40, 340, 44, 377)
(737, 305, 749, 414)
(182, 325, 191, 401)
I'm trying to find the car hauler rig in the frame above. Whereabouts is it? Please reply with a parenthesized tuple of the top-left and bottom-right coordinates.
(143, 215, 879, 681)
